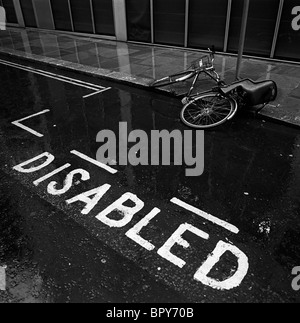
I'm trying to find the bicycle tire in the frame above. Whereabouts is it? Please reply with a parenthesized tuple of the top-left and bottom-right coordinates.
(150, 71, 195, 88)
(180, 93, 238, 129)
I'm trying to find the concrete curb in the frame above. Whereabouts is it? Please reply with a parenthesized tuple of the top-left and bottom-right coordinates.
(0, 47, 157, 89)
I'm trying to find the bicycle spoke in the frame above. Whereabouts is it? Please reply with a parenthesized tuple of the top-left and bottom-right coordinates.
(181, 93, 236, 129)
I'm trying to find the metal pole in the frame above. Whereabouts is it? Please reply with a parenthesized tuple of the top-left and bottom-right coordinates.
(270, 0, 284, 58)
(150, 0, 154, 43)
(235, 0, 250, 80)
(184, 0, 189, 48)
(223, 0, 232, 52)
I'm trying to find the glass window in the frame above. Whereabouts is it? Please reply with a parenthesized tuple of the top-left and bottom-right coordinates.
(20, 0, 37, 28)
(50, 0, 72, 31)
(92, 0, 115, 36)
(70, 0, 93, 33)
(153, 0, 186, 46)
(126, 0, 151, 42)
(227, 0, 280, 57)
(2, 0, 17, 24)
(275, 0, 300, 61)
(188, 0, 228, 51)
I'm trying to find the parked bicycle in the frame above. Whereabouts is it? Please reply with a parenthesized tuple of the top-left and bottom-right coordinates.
(150, 47, 277, 129)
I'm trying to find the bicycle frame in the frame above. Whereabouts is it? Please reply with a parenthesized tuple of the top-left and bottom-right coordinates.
(182, 49, 225, 99)
(186, 68, 223, 98)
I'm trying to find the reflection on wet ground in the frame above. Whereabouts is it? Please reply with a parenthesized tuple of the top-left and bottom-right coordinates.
(0, 58, 300, 303)
(1, 28, 300, 127)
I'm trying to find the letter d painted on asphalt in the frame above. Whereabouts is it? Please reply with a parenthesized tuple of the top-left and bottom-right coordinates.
(13, 152, 55, 174)
(194, 241, 249, 290)
(0, 6, 6, 31)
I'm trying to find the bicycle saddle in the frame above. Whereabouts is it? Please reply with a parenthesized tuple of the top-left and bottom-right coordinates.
(220, 78, 277, 106)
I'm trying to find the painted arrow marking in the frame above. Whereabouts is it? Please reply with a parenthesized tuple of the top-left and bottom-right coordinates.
(11, 109, 50, 137)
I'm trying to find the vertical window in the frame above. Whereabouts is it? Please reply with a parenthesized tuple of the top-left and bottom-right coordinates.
(50, 0, 72, 31)
(70, 0, 93, 33)
(188, 0, 228, 51)
(245, 0, 279, 57)
(153, 0, 186, 46)
(275, 0, 300, 61)
(227, 0, 248, 53)
(126, 0, 151, 42)
(20, 0, 37, 28)
(92, 0, 115, 36)
(2, 0, 17, 24)
(227, 0, 280, 57)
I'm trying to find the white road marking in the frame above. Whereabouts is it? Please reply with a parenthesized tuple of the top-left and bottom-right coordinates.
(70, 150, 118, 174)
(157, 223, 209, 268)
(96, 193, 144, 228)
(47, 168, 90, 196)
(13, 152, 55, 173)
(125, 207, 161, 251)
(0, 58, 111, 96)
(66, 184, 112, 215)
(11, 149, 249, 290)
(194, 241, 249, 290)
(171, 198, 239, 234)
(83, 87, 112, 99)
(12, 109, 50, 137)
(33, 163, 71, 186)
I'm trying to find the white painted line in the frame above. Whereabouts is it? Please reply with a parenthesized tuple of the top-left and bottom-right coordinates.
(0, 59, 99, 91)
(83, 87, 112, 99)
(70, 150, 118, 174)
(0, 59, 110, 92)
(170, 198, 239, 234)
(33, 163, 71, 186)
(12, 109, 50, 137)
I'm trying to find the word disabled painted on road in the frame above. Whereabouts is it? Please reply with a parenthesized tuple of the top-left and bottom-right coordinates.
(12, 151, 250, 291)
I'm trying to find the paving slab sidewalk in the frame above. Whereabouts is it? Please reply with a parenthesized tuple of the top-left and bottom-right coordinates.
(1, 27, 300, 128)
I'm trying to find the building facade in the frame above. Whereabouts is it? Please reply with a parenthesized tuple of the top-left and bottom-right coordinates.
(1, 0, 300, 62)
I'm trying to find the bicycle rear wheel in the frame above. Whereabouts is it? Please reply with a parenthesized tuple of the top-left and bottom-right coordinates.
(150, 71, 195, 88)
(180, 93, 237, 129)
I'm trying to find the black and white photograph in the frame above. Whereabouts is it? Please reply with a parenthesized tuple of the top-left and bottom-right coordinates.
(0, 0, 300, 307)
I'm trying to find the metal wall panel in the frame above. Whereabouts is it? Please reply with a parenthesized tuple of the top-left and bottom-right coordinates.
(32, 0, 54, 30)
(113, 0, 127, 41)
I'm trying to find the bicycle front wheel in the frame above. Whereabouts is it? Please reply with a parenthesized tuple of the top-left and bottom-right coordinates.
(180, 93, 237, 129)
(150, 71, 195, 88)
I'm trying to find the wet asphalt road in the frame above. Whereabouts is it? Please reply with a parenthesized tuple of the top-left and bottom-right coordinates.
(0, 55, 300, 303)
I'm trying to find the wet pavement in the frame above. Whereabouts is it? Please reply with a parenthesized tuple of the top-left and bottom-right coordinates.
(0, 56, 300, 303)
(0, 28, 300, 128)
